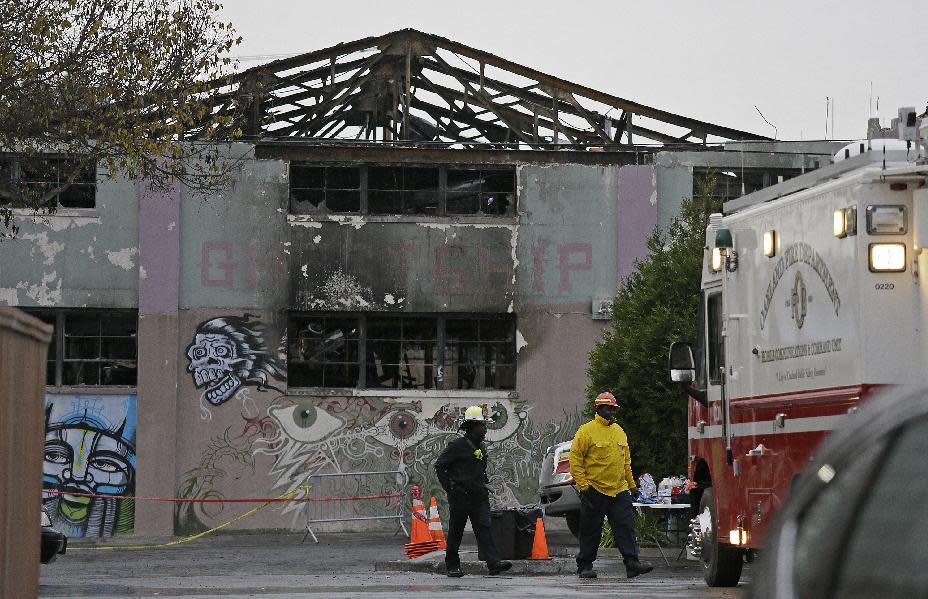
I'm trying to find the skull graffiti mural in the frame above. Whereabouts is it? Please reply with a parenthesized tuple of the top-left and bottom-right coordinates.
(186, 315, 286, 406)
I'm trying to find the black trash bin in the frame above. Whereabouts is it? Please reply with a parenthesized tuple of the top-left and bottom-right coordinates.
(485, 507, 543, 560)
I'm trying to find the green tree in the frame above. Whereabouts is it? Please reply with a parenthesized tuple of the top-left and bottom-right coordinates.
(586, 174, 721, 479)
(0, 0, 244, 236)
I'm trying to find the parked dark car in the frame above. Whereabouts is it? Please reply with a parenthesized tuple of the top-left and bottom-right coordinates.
(752, 385, 928, 599)
(41, 507, 67, 564)
(538, 440, 582, 538)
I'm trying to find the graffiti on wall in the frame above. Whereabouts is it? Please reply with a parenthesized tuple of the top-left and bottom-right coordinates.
(42, 394, 136, 537)
(258, 397, 579, 519)
(174, 426, 259, 532)
(174, 394, 580, 533)
(186, 314, 286, 406)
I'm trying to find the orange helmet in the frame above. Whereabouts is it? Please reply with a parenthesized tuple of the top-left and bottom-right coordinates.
(594, 391, 618, 407)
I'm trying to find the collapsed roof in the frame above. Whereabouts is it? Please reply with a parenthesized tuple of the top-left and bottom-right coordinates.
(198, 28, 768, 148)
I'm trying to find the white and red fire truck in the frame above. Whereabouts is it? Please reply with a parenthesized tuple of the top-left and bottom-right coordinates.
(669, 107, 928, 586)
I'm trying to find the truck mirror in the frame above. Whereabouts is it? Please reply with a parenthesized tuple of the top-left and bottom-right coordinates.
(669, 342, 695, 382)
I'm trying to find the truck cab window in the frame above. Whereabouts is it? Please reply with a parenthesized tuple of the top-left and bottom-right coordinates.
(692, 295, 708, 390)
(707, 293, 724, 385)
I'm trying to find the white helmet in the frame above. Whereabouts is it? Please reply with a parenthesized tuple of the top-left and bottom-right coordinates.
(461, 405, 488, 426)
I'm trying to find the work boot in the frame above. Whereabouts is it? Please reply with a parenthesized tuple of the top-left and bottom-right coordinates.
(625, 558, 654, 578)
(487, 561, 512, 575)
(446, 566, 465, 578)
(578, 568, 597, 579)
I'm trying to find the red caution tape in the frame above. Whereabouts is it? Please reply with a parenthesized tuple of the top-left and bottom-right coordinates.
(43, 489, 404, 503)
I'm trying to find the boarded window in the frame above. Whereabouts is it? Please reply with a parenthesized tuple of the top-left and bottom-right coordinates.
(289, 165, 361, 213)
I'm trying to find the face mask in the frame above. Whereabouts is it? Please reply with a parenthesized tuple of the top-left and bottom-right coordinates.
(598, 409, 618, 423)
(467, 425, 487, 444)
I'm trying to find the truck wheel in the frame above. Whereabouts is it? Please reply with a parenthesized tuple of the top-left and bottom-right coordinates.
(698, 488, 743, 587)
(565, 512, 581, 539)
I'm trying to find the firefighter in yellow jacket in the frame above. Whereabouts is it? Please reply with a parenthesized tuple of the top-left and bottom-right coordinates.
(570, 391, 653, 579)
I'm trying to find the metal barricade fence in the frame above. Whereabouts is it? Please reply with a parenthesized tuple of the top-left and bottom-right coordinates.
(301, 470, 409, 543)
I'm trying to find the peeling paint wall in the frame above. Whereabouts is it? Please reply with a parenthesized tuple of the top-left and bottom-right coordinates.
(289, 222, 516, 313)
(6, 145, 678, 535)
(163, 159, 635, 533)
(179, 146, 289, 311)
(0, 175, 138, 308)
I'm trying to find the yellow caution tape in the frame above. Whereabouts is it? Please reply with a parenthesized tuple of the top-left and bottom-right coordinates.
(68, 485, 309, 551)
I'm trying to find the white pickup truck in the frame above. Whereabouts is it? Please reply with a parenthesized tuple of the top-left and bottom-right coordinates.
(537, 441, 581, 537)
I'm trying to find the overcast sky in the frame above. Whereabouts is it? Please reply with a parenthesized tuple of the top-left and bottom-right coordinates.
(219, 0, 928, 141)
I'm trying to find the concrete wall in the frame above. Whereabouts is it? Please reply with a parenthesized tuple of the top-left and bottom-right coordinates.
(0, 173, 138, 308)
(3, 146, 669, 535)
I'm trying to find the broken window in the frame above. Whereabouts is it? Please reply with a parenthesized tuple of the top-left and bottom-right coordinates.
(24, 309, 137, 386)
(287, 312, 516, 390)
(444, 317, 516, 390)
(289, 163, 516, 217)
(366, 316, 437, 389)
(1, 155, 96, 209)
(288, 315, 361, 387)
(368, 166, 439, 215)
(446, 167, 515, 215)
(289, 165, 361, 213)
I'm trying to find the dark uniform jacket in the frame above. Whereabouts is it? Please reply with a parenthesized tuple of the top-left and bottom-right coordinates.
(435, 436, 490, 502)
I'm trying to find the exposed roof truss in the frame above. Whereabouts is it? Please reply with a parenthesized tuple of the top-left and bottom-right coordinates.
(198, 29, 769, 148)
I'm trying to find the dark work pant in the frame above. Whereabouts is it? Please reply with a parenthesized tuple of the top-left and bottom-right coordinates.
(576, 487, 639, 571)
(445, 496, 500, 568)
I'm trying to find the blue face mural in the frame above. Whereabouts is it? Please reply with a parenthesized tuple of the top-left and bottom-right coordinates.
(42, 395, 137, 537)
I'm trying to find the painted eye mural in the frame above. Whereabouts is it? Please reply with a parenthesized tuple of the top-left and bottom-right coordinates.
(388, 411, 418, 440)
(254, 396, 548, 519)
(267, 404, 343, 444)
(42, 395, 136, 537)
(186, 314, 286, 406)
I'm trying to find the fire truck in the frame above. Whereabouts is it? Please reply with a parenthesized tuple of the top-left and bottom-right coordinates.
(668, 107, 928, 586)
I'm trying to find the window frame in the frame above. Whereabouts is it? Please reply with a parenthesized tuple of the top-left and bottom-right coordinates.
(287, 312, 517, 391)
(706, 292, 724, 385)
(24, 308, 138, 388)
(1, 154, 97, 210)
(288, 163, 516, 218)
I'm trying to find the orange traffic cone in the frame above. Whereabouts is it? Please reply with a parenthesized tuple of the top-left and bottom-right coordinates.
(404, 485, 444, 558)
(409, 486, 431, 545)
(428, 497, 447, 550)
(530, 517, 551, 560)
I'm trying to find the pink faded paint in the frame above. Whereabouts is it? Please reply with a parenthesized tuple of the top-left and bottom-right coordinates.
(617, 166, 658, 284)
(558, 243, 593, 293)
(138, 178, 180, 315)
(479, 246, 509, 291)
(531, 244, 545, 293)
(201, 241, 235, 288)
(432, 245, 467, 295)
(386, 242, 420, 286)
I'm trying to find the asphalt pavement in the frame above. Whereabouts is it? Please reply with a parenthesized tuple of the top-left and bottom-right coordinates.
(40, 527, 751, 598)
